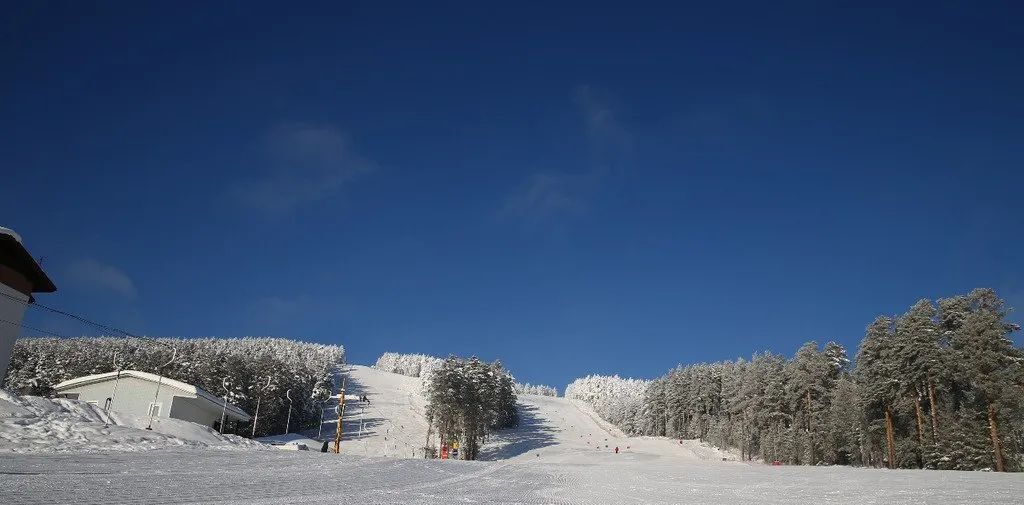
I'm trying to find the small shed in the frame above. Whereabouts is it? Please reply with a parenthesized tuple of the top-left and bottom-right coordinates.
(54, 370, 251, 431)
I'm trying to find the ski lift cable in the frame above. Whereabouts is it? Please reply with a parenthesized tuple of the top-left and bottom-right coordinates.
(0, 317, 73, 339)
(0, 290, 171, 348)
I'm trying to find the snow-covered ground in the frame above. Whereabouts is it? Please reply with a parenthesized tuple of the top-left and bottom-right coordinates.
(3, 444, 1022, 504)
(2, 365, 1022, 504)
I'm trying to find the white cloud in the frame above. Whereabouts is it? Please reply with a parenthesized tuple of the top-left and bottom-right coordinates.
(573, 85, 632, 153)
(503, 86, 631, 220)
(231, 123, 373, 215)
(67, 259, 137, 298)
(502, 172, 590, 219)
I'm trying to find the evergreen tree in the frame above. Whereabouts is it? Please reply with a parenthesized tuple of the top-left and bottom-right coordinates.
(856, 316, 900, 468)
(947, 289, 1023, 471)
(424, 354, 519, 460)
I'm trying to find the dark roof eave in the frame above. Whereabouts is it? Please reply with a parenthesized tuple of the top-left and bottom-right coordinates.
(0, 235, 56, 293)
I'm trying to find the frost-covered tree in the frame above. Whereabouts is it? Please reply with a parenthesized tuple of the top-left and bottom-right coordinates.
(424, 355, 518, 460)
(564, 374, 649, 432)
(373, 352, 444, 381)
(514, 382, 558, 397)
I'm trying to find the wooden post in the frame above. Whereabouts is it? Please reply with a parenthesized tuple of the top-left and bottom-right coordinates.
(334, 376, 347, 454)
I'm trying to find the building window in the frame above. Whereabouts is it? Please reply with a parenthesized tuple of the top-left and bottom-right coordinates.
(60, 393, 80, 400)
(148, 402, 162, 417)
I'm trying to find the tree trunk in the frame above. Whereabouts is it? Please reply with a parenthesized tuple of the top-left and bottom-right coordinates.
(805, 389, 814, 463)
(914, 391, 925, 468)
(884, 406, 897, 469)
(987, 401, 1005, 472)
(927, 376, 939, 442)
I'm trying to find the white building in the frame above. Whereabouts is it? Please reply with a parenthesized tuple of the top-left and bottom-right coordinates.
(54, 370, 251, 431)
(0, 226, 56, 381)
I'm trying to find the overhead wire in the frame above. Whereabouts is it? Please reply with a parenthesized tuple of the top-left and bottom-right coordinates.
(0, 317, 72, 339)
(0, 289, 172, 348)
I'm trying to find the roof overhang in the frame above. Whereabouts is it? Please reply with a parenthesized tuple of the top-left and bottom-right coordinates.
(0, 229, 56, 295)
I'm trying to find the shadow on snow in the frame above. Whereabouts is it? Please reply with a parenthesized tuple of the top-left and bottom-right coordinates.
(478, 402, 558, 460)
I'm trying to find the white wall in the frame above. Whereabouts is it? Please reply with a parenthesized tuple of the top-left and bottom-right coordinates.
(59, 376, 181, 419)
(0, 283, 29, 382)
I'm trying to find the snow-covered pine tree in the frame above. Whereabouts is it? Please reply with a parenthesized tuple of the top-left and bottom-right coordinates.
(893, 299, 945, 467)
(423, 355, 519, 460)
(946, 289, 1023, 472)
(856, 316, 901, 468)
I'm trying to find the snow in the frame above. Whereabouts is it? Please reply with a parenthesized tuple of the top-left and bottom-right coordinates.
(2, 365, 1022, 504)
(0, 226, 23, 242)
(2, 443, 1021, 504)
(0, 390, 264, 452)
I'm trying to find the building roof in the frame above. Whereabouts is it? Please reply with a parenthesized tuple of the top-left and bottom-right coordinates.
(0, 227, 56, 294)
(54, 370, 251, 421)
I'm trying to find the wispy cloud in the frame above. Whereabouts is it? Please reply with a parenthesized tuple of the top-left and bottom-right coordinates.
(230, 123, 373, 215)
(502, 173, 590, 219)
(573, 85, 632, 155)
(67, 258, 137, 298)
(503, 85, 631, 220)
(252, 295, 307, 322)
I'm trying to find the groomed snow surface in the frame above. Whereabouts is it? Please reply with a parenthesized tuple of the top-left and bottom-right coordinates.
(3, 365, 1022, 504)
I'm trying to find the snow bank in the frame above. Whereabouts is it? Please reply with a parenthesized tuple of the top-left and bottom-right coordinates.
(0, 390, 266, 453)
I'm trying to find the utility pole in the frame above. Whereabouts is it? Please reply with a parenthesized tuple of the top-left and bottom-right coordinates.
(219, 378, 230, 434)
(285, 389, 293, 434)
(251, 376, 272, 438)
(360, 401, 367, 455)
(146, 348, 177, 431)
(333, 376, 347, 454)
(104, 350, 124, 428)
(317, 403, 326, 440)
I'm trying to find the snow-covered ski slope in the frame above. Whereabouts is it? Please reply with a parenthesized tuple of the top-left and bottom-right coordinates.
(335, 364, 432, 457)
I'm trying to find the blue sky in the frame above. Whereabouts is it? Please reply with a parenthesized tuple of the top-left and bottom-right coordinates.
(2, 2, 1022, 388)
